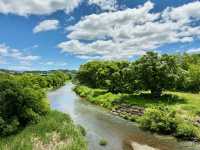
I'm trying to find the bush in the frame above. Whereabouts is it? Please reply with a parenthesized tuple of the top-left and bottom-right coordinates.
(74, 86, 92, 97)
(175, 122, 198, 140)
(74, 86, 118, 109)
(138, 106, 177, 134)
(0, 117, 20, 136)
(138, 106, 200, 140)
(0, 79, 50, 136)
(95, 93, 119, 109)
(99, 139, 107, 146)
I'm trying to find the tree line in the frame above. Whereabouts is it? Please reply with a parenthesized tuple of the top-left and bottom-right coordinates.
(76, 52, 200, 98)
(0, 71, 70, 136)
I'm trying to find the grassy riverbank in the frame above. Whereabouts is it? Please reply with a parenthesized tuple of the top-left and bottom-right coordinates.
(74, 85, 200, 115)
(0, 110, 87, 150)
(74, 85, 200, 141)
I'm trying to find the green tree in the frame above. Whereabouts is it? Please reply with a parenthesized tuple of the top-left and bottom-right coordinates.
(187, 64, 200, 92)
(0, 79, 49, 136)
(135, 52, 178, 98)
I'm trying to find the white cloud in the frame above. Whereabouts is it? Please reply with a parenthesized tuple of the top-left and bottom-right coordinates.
(59, 1, 200, 60)
(88, 0, 118, 11)
(46, 61, 54, 65)
(67, 1, 156, 40)
(33, 19, 59, 33)
(0, 43, 40, 64)
(58, 39, 146, 60)
(7, 65, 33, 71)
(40, 61, 67, 66)
(0, 43, 8, 55)
(162, 1, 200, 24)
(187, 48, 200, 54)
(0, 0, 81, 16)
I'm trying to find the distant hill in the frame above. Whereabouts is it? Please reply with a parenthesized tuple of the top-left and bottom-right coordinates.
(0, 69, 22, 74)
(0, 69, 77, 75)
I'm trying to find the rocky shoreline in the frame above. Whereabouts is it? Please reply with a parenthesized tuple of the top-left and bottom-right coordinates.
(111, 103, 200, 128)
(111, 103, 144, 120)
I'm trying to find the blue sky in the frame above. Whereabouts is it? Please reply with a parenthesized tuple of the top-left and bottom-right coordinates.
(0, 0, 200, 70)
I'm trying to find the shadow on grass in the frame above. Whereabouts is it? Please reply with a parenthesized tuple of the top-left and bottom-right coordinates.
(92, 89, 108, 97)
(115, 93, 187, 107)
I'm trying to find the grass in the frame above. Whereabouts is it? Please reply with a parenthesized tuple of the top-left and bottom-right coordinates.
(169, 92, 200, 116)
(74, 85, 200, 141)
(74, 85, 200, 116)
(0, 111, 87, 150)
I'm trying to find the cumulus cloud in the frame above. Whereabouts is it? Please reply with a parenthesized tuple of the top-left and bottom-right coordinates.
(88, 0, 118, 11)
(0, 43, 8, 55)
(39, 61, 68, 68)
(33, 19, 60, 33)
(58, 1, 200, 60)
(162, 1, 200, 24)
(187, 48, 200, 54)
(0, 43, 40, 64)
(0, 0, 81, 16)
(7, 65, 33, 71)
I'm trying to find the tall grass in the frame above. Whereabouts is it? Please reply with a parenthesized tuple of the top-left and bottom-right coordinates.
(0, 111, 87, 150)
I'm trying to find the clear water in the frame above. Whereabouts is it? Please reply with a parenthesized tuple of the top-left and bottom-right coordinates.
(48, 83, 200, 150)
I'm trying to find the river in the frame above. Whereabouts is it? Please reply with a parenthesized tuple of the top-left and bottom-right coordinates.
(48, 83, 200, 150)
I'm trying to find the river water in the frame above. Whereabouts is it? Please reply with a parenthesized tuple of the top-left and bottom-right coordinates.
(48, 83, 200, 150)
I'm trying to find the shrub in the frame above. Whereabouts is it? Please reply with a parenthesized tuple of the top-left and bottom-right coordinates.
(175, 122, 198, 140)
(99, 139, 107, 146)
(138, 106, 177, 134)
(74, 86, 92, 97)
(138, 106, 200, 140)
(0, 117, 20, 136)
(0, 79, 50, 136)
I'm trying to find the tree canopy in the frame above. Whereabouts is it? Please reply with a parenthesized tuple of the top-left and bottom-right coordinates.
(0, 71, 70, 136)
(76, 52, 200, 97)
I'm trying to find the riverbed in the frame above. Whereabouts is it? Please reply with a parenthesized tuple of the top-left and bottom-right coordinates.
(48, 83, 200, 150)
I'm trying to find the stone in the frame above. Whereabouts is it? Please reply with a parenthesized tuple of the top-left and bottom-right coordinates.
(131, 142, 159, 150)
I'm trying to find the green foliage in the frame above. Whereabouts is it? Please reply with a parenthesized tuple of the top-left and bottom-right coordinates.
(175, 121, 199, 140)
(187, 64, 200, 92)
(138, 106, 200, 140)
(76, 52, 180, 97)
(46, 71, 70, 88)
(76, 61, 135, 93)
(75, 85, 200, 140)
(0, 79, 50, 136)
(13, 71, 70, 90)
(0, 111, 87, 150)
(76, 52, 200, 97)
(138, 106, 177, 134)
(0, 71, 86, 148)
(74, 85, 93, 97)
(99, 139, 108, 146)
(74, 85, 118, 109)
(135, 52, 179, 97)
(176, 53, 200, 92)
(75, 85, 200, 117)
(0, 71, 70, 136)
(77, 125, 86, 136)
